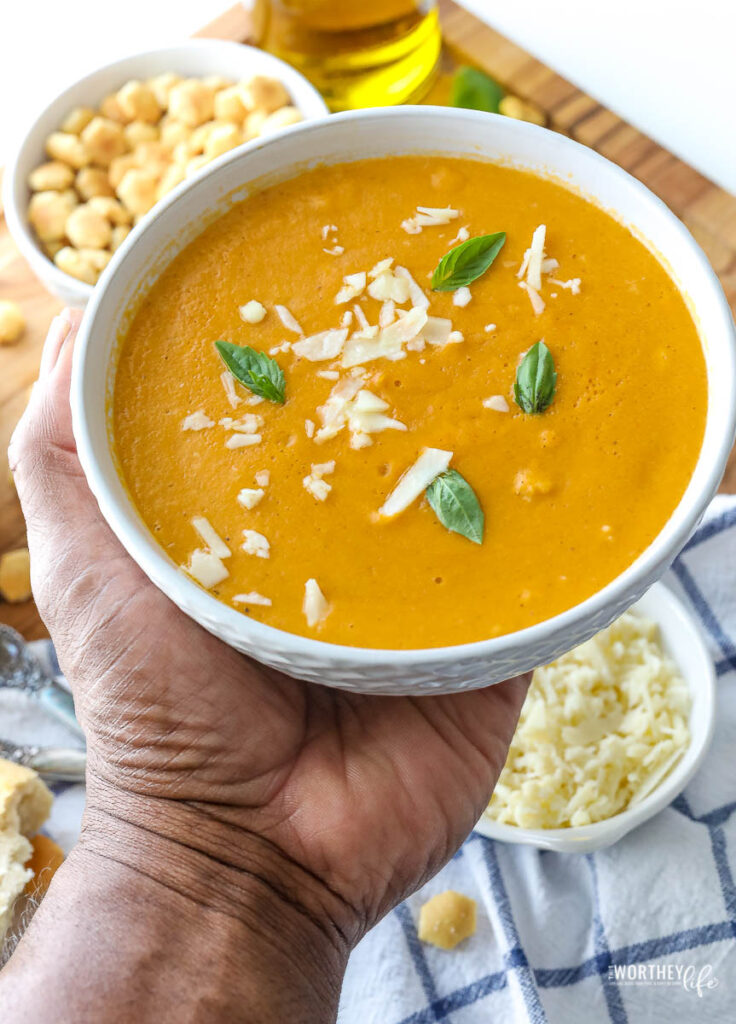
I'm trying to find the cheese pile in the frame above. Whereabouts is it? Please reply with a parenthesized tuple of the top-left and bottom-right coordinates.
(487, 612, 691, 829)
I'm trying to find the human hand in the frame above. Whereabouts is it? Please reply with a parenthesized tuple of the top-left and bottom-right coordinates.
(4, 310, 529, 1022)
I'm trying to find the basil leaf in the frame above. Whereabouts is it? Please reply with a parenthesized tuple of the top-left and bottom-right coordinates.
(431, 232, 506, 292)
(451, 67, 504, 114)
(215, 341, 285, 404)
(426, 469, 484, 545)
(514, 341, 557, 414)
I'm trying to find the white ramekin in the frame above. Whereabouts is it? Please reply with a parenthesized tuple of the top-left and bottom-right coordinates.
(70, 107, 736, 695)
(2, 40, 328, 307)
(474, 582, 716, 852)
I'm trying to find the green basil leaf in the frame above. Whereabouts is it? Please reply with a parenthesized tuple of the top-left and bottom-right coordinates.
(426, 469, 484, 544)
(215, 341, 285, 404)
(451, 67, 504, 113)
(431, 232, 506, 291)
(513, 341, 557, 414)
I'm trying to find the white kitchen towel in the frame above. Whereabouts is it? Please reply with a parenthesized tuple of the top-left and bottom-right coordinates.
(2, 496, 735, 1023)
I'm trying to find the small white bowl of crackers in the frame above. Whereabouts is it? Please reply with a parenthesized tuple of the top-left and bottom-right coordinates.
(3, 40, 328, 306)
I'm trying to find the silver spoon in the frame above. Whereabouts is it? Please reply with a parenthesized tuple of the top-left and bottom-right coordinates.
(0, 738, 86, 783)
(0, 624, 82, 737)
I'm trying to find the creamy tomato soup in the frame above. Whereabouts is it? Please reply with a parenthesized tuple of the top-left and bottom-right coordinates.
(113, 156, 707, 649)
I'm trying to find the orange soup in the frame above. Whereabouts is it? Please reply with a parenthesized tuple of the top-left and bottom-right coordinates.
(113, 156, 707, 649)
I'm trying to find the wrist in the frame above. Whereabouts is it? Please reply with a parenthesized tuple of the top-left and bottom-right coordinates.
(76, 776, 352, 1022)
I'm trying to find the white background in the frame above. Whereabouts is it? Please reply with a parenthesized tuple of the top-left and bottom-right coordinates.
(2, 0, 735, 194)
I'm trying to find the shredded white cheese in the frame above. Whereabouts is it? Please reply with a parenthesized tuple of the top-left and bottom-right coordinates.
(292, 328, 348, 362)
(379, 299, 396, 327)
(314, 374, 366, 443)
(274, 304, 303, 335)
(401, 206, 460, 234)
(303, 476, 331, 501)
(305, 418, 315, 438)
(401, 206, 459, 234)
(237, 488, 264, 510)
(317, 370, 340, 381)
(367, 269, 411, 304)
(255, 470, 270, 487)
(346, 390, 407, 437)
(242, 529, 270, 558)
(452, 286, 472, 308)
(183, 549, 228, 588)
(395, 265, 429, 309)
(323, 245, 344, 256)
(191, 516, 231, 558)
(321, 224, 338, 240)
(225, 433, 262, 448)
(303, 459, 335, 502)
(233, 591, 272, 607)
(303, 578, 329, 627)
(269, 341, 292, 355)
(423, 317, 452, 347)
(448, 225, 470, 246)
(342, 307, 427, 368)
(483, 395, 509, 412)
(484, 323, 497, 333)
(526, 224, 547, 292)
(352, 304, 369, 331)
(181, 411, 214, 431)
(368, 258, 394, 278)
(379, 448, 453, 518)
(220, 371, 243, 408)
(519, 280, 545, 315)
(486, 611, 691, 829)
(335, 272, 366, 304)
(239, 300, 266, 324)
(220, 414, 263, 433)
(549, 277, 582, 295)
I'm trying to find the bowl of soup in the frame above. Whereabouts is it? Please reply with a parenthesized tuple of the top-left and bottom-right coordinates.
(70, 107, 736, 694)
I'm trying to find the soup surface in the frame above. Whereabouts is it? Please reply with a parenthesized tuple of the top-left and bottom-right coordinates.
(113, 156, 707, 649)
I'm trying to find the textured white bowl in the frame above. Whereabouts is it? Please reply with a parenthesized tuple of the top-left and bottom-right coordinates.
(2, 40, 328, 306)
(474, 582, 716, 852)
(71, 107, 736, 695)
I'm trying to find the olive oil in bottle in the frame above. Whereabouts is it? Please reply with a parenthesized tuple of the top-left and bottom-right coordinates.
(251, 1, 441, 111)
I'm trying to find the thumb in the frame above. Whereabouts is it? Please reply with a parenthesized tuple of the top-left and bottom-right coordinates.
(8, 309, 144, 645)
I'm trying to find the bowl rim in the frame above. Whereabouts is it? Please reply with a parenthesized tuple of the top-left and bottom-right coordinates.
(1, 38, 329, 303)
(71, 105, 736, 669)
(472, 580, 717, 851)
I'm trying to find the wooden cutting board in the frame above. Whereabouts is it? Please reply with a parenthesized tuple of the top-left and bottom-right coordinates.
(1, 0, 735, 639)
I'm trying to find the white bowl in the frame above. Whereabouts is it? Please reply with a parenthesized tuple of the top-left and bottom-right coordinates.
(71, 107, 736, 695)
(474, 582, 716, 852)
(2, 40, 328, 306)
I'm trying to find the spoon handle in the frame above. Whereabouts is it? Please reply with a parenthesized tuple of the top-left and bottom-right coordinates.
(0, 739, 86, 782)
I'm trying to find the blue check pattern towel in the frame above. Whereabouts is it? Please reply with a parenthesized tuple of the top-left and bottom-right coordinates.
(3, 497, 735, 1023)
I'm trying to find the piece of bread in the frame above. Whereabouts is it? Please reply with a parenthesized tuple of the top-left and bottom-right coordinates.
(0, 758, 53, 836)
(0, 758, 54, 940)
(0, 830, 33, 938)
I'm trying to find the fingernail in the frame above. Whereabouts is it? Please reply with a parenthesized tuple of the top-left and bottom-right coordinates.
(39, 311, 73, 379)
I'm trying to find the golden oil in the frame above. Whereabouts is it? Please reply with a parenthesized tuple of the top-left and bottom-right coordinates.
(251, 1, 442, 111)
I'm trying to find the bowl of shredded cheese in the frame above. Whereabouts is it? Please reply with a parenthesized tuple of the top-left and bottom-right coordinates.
(476, 582, 716, 852)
